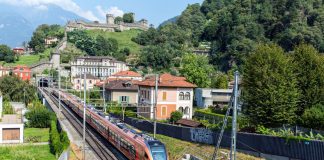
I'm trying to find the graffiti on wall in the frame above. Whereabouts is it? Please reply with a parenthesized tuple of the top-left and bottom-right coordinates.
(190, 128, 213, 144)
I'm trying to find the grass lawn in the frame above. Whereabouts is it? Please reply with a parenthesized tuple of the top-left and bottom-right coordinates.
(86, 29, 142, 54)
(24, 128, 50, 142)
(2, 48, 52, 67)
(0, 145, 56, 160)
(154, 134, 262, 160)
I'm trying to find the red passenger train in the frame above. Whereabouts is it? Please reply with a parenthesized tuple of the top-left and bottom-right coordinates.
(52, 89, 168, 160)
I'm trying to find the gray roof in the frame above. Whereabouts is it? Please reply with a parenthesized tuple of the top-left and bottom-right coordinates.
(105, 80, 138, 91)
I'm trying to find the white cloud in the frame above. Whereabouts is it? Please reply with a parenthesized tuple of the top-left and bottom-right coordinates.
(0, 0, 99, 21)
(35, 4, 48, 10)
(0, 24, 4, 29)
(96, 5, 124, 20)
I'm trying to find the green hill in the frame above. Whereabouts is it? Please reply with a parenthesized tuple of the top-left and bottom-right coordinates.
(86, 29, 142, 55)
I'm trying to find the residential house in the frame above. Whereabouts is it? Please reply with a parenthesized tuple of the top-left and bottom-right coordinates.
(12, 66, 31, 81)
(103, 80, 139, 105)
(70, 56, 129, 80)
(195, 88, 232, 108)
(0, 66, 10, 78)
(72, 73, 100, 90)
(12, 47, 25, 55)
(45, 37, 59, 46)
(137, 73, 196, 120)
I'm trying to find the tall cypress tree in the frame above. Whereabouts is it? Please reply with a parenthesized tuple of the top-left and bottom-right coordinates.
(242, 44, 299, 127)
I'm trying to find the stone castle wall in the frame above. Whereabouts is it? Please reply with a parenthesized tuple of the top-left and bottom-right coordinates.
(66, 14, 149, 32)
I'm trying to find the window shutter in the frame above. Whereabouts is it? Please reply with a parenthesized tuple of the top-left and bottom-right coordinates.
(119, 96, 122, 103)
(126, 96, 129, 103)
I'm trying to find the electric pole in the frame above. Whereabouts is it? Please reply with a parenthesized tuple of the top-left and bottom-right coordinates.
(83, 73, 87, 160)
(103, 81, 106, 113)
(153, 74, 158, 138)
(230, 71, 239, 160)
(58, 68, 61, 118)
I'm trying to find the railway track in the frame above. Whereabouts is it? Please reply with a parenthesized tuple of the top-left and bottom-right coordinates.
(43, 88, 127, 160)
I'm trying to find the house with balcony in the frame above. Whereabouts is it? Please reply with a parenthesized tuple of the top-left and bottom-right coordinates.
(137, 73, 196, 120)
(195, 88, 232, 108)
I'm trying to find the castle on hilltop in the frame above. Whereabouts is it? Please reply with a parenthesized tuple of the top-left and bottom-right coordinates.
(66, 13, 149, 32)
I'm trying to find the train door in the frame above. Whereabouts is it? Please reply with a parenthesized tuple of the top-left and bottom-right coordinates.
(117, 136, 121, 149)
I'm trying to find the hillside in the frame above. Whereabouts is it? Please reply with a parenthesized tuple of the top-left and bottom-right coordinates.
(86, 29, 142, 55)
(0, 48, 52, 67)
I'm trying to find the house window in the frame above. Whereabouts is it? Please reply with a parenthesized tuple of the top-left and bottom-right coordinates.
(77, 80, 80, 84)
(120, 96, 128, 102)
(178, 107, 184, 113)
(89, 80, 92, 84)
(185, 92, 190, 100)
(179, 92, 184, 100)
(184, 107, 190, 115)
(161, 106, 167, 116)
(162, 92, 167, 101)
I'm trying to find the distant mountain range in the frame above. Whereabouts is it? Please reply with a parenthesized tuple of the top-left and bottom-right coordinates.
(158, 16, 179, 28)
(0, 4, 87, 47)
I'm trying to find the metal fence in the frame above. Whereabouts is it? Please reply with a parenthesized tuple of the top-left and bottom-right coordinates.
(122, 116, 324, 160)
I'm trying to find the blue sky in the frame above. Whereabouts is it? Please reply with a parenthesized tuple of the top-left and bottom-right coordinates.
(76, 0, 204, 26)
(0, 0, 204, 26)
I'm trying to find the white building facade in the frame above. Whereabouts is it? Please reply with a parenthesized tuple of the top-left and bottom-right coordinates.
(70, 56, 129, 80)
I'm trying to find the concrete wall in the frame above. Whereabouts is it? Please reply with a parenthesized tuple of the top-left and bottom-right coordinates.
(0, 124, 24, 144)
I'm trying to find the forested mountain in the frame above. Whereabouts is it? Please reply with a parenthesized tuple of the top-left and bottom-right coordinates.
(134, 0, 324, 71)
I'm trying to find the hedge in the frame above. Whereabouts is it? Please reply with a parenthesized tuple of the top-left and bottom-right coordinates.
(194, 110, 232, 124)
(49, 120, 70, 157)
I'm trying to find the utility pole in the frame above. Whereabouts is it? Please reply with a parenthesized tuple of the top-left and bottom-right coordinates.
(103, 81, 106, 113)
(230, 71, 239, 160)
(82, 73, 87, 160)
(58, 68, 61, 118)
(153, 74, 158, 138)
(80, 72, 82, 98)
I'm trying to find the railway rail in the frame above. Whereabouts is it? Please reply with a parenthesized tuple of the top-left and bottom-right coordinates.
(43, 87, 127, 160)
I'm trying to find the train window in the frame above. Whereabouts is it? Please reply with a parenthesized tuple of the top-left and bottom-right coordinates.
(129, 145, 135, 156)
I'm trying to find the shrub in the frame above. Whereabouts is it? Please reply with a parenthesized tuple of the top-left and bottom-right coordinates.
(302, 104, 324, 130)
(170, 111, 183, 123)
(25, 107, 53, 128)
(50, 120, 70, 157)
(194, 109, 232, 124)
(3, 101, 14, 114)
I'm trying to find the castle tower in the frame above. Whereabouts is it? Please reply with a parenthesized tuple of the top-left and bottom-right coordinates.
(140, 19, 148, 26)
(106, 14, 115, 25)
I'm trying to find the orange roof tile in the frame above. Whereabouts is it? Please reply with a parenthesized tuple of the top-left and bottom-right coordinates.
(137, 73, 197, 88)
(112, 71, 142, 77)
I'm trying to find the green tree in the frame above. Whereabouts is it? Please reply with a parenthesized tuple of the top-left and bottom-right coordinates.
(0, 75, 37, 105)
(177, 3, 206, 46)
(211, 72, 229, 89)
(290, 44, 324, 116)
(138, 45, 174, 70)
(60, 44, 85, 63)
(29, 24, 64, 53)
(123, 13, 135, 23)
(170, 111, 183, 123)
(95, 36, 118, 56)
(114, 16, 123, 24)
(242, 44, 299, 127)
(180, 53, 214, 88)
(302, 104, 324, 130)
(0, 44, 16, 63)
